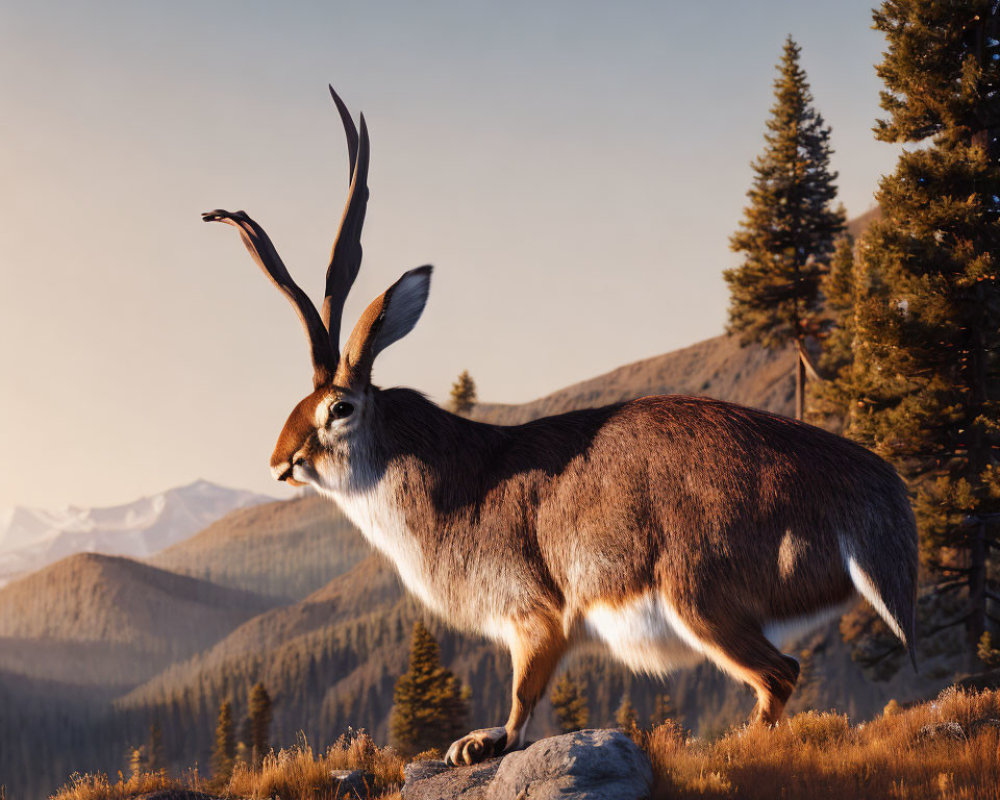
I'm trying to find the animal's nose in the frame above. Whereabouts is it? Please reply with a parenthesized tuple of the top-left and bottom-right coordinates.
(272, 462, 294, 482)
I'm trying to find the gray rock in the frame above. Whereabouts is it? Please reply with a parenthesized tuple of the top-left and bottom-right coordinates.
(331, 768, 378, 798)
(403, 758, 502, 799)
(402, 730, 653, 800)
(487, 730, 653, 800)
(968, 717, 1000, 735)
(916, 721, 966, 742)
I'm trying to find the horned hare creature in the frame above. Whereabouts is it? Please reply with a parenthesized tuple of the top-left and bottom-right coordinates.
(204, 87, 918, 766)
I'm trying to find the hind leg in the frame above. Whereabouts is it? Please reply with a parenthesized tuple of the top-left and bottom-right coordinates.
(681, 612, 800, 725)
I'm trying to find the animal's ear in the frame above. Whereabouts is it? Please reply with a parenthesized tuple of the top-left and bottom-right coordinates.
(335, 265, 432, 386)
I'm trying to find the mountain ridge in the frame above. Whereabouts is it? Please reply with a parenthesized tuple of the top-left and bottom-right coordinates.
(149, 493, 368, 601)
(0, 479, 273, 586)
(472, 334, 795, 425)
(0, 552, 278, 687)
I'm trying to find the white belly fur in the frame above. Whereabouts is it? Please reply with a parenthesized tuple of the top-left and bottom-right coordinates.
(582, 593, 707, 675)
(582, 592, 854, 675)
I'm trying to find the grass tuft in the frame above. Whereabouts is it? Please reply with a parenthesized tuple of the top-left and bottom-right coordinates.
(50, 770, 183, 800)
(635, 687, 1000, 800)
(51, 687, 1000, 800)
(221, 730, 404, 800)
(50, 731, 403, 800)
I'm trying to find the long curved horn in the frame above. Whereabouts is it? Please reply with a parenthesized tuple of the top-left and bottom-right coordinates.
(328, 84, 359, 181)
(201, 209, 335, 388)
(321, 91, 370, 364)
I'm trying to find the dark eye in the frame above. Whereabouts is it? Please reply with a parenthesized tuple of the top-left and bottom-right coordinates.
(330, 401, 354, 420)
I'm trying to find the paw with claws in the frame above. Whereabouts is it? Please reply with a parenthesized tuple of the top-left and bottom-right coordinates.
(444, 726, 508, 765)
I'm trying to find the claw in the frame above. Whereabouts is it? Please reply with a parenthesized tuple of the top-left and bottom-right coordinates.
(444, 727, 507, 766)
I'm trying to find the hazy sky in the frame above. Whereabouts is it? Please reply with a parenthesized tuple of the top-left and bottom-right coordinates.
(1, 1, 901, 509)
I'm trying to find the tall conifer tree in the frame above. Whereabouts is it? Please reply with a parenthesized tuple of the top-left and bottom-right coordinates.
(248, 683, 272, 768)
(849, 0, 1000, 656)
(147, 720, 165, 775)
(650, 693, 677, 727)
(389, 620, 468, 756)
(615, 693, 638, 731)
(211, 700, 236, 786)
(449, 370, 478, 415)
(726, 36, 845, 419)
(809, 233, 859, 429)
(128, 746, 146, 780)
(549, 672, 590, 733)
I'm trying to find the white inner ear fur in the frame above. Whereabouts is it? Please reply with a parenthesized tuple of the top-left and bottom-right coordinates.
(373, 268, 430, 357)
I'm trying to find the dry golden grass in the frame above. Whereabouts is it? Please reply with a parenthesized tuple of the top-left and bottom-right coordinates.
(50, 732, 403, 800)
(637, 686, 1000, 799)
(50, 770, 185, 800)
(223, 731, 404, 799)
(52, 688, 1000, 800)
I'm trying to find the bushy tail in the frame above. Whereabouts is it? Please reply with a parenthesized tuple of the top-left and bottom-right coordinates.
(839, 503, 919, 672)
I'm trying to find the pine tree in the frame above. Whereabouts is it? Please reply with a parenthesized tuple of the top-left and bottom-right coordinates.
(239, 712, 253, 755)
(234, 741, 250, 769)
(449, 370, 477, 415)
(128, 746, 146, 779)
(211, 700, 236, 785)
(389, 620, 469, 756)
(147, 721, 165, 775)
(615, 692, 638, 731)
(549, 672, 589, 733)
(808, 233, 859, 429)
(978, 631, 1000, 667)
(848, 0, 1000, 657)
(650, 693, 677, 727)
(248, 683, 272, 768)
(726, 36, 846, 419)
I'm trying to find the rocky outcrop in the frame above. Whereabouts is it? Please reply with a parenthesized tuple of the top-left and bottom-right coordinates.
(403, 729, 653, 800)
(330, 768, 379, 798)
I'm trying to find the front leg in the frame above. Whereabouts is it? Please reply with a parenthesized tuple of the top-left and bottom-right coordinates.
(445, 617, 566, 766)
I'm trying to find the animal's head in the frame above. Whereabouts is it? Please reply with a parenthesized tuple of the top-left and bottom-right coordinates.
(203, 86, 431, 493)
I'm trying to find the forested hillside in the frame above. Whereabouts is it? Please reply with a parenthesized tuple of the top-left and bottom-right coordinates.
(473, 334, 795, 425)
(0, 555, 278, 799)
(150, 494, 368, 601)
(0, 553, 277, 687)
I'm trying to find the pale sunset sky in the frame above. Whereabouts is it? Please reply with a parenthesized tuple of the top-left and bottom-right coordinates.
(1, 1, 900, 508)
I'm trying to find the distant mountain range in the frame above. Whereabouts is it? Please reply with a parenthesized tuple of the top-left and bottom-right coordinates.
(150, 494, 369, 601)
(473, 333, 795, 425)
(0, 479, 273, 586)
(0, 552, 278, 688)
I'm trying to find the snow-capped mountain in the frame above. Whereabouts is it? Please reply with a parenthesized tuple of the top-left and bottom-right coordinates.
(0, 480, 274, 586)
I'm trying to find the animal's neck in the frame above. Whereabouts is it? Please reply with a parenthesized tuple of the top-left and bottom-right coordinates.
(367, 386, 506, 490)
(323, 387, 505, 616)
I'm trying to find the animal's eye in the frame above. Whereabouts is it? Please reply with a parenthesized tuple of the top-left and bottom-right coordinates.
(330, 401, 354, 420)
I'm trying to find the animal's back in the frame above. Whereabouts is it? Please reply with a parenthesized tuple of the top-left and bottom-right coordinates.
(535, 395, 916, 637)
